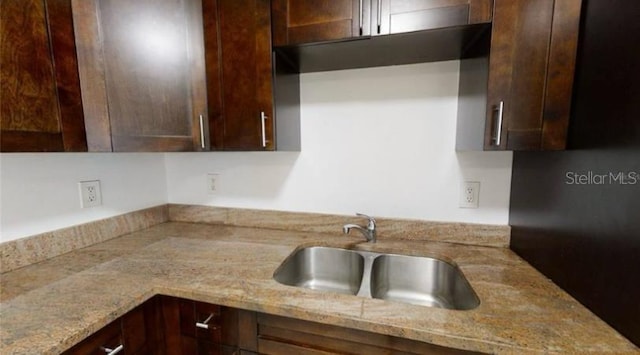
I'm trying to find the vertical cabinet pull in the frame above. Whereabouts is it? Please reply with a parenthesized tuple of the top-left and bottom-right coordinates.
(199, 114, 206, 149)
(377, 0, 382, 33)
(359, 0, 364, 35)
(101, 345, 124, 355)
(491, 101, 504, 146)
(196, 313, 216, 329)
(260, 112, 268, 148)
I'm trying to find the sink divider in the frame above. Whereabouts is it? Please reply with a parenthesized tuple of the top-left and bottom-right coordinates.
(355, 251, 378, 299)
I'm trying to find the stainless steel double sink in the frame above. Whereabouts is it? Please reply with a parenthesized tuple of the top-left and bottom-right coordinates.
(273, 246, 480, 310)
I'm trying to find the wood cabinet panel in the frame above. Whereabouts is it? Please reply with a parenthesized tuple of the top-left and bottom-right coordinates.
(485, 0, 554, 150)
(257, 313, 479, 355)
(122, 302, 148, 354)
(273, 0, 492, 46)
(72, 0, 207, 152)
(1, 0, 59, 133)
(378, 0, 492, 36)
(208, 0, 275, 150)
(161, 296, 248, 354)
(458, 0, 581, 151)
(63, 297, 161, 355)
(272, 0, 362, 46)
(98, 0, 190, 137)
(1, 0, 86, 152)
(484, 0, 581, 150)
(66, 296, 483, 354)
(123, 297, 163, 354)
(202, 0, 223, 152)
(237, 309, 258, 352)
(541, 0, 581, 150)
(46, 0, 87, 151)
(271, 0, 492, 75)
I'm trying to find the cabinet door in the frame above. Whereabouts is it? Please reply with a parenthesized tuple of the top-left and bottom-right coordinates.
(1, 0, 86, 152)
(122, 297, 162, 355)
(376, 0, 492, 36)
(72, 0, 208, 152)
(206, 0, 275, 150)
(272, 0, 365, 46)
(63, 297, 160, 354)
(485, 0, 581, 150)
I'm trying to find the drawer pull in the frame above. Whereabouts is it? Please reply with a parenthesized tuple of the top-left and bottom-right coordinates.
(260, 111, 268, 148)
(196, 313, 216, 329)
(491, 101, 504, 146)
(101, 344, 123, 355)
(199, 114, 206, 149)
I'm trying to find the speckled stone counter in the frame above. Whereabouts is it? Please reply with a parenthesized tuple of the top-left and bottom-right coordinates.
(1, 222, 638, 354)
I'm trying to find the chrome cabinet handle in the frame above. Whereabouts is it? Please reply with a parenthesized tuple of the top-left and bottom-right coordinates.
(492, 101, 504, 146)
(101, 345, 123, 355)
(377, 0, 382, 33)
(260, 111, 268, 148)
(196, 313, 216, 329)
(199, 114, 206, 149)
(359, 0, 364, 35)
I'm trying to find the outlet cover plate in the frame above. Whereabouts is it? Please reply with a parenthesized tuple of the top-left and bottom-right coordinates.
(459, 181, 480, 209)
(207, 173, 219, 194)
(79, 180, 102, 208)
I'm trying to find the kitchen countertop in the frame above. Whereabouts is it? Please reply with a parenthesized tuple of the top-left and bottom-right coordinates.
(1, 222, 638, 354)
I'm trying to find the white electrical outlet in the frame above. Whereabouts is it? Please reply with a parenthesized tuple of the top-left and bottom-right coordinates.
(79, 180, 102, 208)
(459, 181, 480, 208)
(207, 173, 219, 194)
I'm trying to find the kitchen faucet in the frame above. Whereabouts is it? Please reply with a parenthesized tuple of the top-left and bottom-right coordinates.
(343, 213, 377, 243)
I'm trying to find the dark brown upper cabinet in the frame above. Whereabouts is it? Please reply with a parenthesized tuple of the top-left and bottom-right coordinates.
(72, 0, 208, 152)
(205, 0, 300, 151)
(272, 0, 365, 46)
(377, 0, 493, 36)
(273, 0, 493, 46)
(205, 0, 276, 151)
(1, 0, 86, 152)
(72, 0, 299, 152)
(457, 0, 582, 151)
(271, 0, 494, 72)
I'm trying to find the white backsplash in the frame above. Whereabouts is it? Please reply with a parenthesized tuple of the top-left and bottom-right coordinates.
(165, 61, 513, 225)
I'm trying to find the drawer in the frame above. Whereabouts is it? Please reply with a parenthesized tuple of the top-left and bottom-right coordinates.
(180, 299, 222, 342)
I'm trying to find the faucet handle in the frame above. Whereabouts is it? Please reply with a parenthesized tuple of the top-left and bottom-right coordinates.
(355, 213, 376, 230)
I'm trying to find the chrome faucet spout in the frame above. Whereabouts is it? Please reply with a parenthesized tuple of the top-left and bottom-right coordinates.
(343, 213, 377, 243)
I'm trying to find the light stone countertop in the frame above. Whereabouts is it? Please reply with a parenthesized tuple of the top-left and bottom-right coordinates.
(1, 222, 638, 354)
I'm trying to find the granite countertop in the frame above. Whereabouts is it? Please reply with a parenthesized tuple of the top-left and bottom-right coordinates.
(1, 222, 638, 354)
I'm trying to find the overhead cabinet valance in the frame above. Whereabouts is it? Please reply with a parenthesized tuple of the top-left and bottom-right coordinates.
(271, 0, 494, 72)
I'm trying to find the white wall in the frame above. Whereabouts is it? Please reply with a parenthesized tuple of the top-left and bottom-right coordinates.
(0, 153, 167, 242)
(0, 61, 513, 243)
(166, 61, 513, 224)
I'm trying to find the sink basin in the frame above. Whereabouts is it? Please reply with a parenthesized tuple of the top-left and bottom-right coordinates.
(273, 247, 365, 295)
(273, 246, 479, 310)
(370, 254, 480, 310)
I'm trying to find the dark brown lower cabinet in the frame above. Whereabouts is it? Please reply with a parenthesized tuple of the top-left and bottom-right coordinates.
(63, 296, 162, 355)
(256, 313, 479, 355)
(160, 296, 258, 355)
(65, 296, 478, 354)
